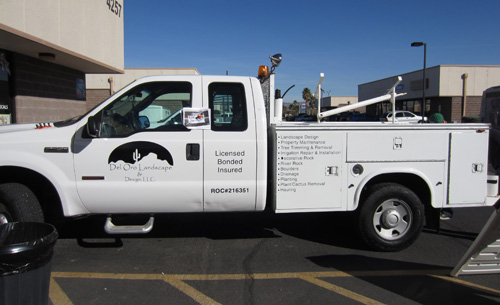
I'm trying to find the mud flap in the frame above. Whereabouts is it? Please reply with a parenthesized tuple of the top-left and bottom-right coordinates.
(425, 206, 441, 233)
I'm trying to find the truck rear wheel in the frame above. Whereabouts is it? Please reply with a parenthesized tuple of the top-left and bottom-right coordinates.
(358, 183, 424, 252)
(0, 183, 44, 223)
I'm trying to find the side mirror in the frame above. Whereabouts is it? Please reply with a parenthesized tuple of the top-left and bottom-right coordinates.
(139, 116, 150, 128)
(270, 53, 282, 68)
(87, 116, 100, 137)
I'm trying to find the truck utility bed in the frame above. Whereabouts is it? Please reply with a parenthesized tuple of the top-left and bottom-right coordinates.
(272, 122, 490, 212)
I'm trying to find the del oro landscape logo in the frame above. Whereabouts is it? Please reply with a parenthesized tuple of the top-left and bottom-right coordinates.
(108, 141, 174, 182)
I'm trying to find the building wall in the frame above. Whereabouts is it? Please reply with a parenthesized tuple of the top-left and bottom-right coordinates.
(359, 65, 500, 123)
(86, 68, 201, 91)
(440, 66, 500, 96)
(86, 89, 111, 111)
(320, 96, 358, 109)
(16, 96, 85, 123)
(451, 96, 463, 123)
(11, 53, 86, 122)
(0, 0, 125, 124)
(12, 53, 85, 100)
(465, 96, 482, 119)
(448, 96, 482, 123)
(0, 0, 124, 72)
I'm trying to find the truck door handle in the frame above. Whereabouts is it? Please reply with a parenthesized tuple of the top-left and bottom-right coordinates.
(186, 143, 200, 160)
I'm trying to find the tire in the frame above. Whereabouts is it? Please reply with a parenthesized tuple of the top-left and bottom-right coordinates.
(0, 183, 44, 223)
(358, 183, 424, 252)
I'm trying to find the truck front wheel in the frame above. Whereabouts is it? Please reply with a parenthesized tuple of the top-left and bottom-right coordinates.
(0, 183, 44, 223)
(358, 183, 424, 252)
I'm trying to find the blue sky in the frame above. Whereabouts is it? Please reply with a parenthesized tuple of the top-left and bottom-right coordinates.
(124, 0, 500, 103)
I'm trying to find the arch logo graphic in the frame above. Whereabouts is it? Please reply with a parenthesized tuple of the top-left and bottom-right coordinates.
(108, 141, 174, 182)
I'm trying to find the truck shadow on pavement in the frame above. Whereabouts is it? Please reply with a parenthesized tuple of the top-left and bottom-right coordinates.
(55, 212, 281, 248)
(54, 211, 366, 249)
(307, 254, 500, 305)
(54, 211, 478, 251)
(422, 227, 479, 241)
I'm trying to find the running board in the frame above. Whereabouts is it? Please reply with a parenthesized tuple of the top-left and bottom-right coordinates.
(104, 216, 154, 234)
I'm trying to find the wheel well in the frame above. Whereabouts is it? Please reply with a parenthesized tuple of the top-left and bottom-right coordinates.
(359, 173, 431, 209)
(0, 166, 63, 223)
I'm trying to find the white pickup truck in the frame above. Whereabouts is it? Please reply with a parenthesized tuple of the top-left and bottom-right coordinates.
(0, 54, 497, 251)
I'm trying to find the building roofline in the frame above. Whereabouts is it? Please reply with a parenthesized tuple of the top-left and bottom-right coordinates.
(125, 67, 199, 70)
(124, 67, 200, 73)
(359, 65, 500, 86)
(0, 23, 123, 74)
(438, 64, 500, 68)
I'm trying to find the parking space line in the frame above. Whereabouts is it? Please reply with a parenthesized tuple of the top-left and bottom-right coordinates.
(50, 269, 498, 305)
(431, 275, 500, 296)
(297, 274, 384, 305)
(346, 269, 451, 277)
(49, 277, 74, 305)
(53, 270, 436, 281)
(163, 278, 222, 305)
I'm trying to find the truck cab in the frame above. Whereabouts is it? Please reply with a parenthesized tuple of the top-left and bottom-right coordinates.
(77, 75, 269, 214)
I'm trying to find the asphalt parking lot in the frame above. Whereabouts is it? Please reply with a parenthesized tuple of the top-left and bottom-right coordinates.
(48, 207, 500, 305)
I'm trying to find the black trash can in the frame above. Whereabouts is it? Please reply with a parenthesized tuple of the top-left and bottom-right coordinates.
(0, 222, 58, 305)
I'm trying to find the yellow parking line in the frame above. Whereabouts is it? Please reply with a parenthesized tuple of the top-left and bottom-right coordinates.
(49, 277, 74, 305)
(50, 269, 499, 305)
(431, 275, 500, 296)
(163, 278, 222, 305)
(347, 269, 451, 277)
(51, 269, 450, 281)
(298, 275, 385, 305)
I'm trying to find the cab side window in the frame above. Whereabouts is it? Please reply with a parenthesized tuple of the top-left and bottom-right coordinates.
(209, 82, 247, 132)
(100, 82, 192, 137)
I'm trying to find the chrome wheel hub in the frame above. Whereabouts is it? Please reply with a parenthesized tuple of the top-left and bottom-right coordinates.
(373, 199, 412, 240)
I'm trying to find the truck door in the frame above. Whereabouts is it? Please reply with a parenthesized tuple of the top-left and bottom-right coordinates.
(202, 77, 258, 211)
(73, 79, 204, 213)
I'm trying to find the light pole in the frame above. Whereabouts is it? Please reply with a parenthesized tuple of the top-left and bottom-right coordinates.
(411, 42, 427, 121)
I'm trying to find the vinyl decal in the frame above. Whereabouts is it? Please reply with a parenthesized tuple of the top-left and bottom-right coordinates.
(108, 141, 173, 166)
(108, 142, 174, 183)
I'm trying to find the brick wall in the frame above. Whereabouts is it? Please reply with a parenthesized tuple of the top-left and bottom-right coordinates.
(86, 89, 111, 111)
(464, 96, 482, 118)
(451, 96, 463, 122)
(15, 96, 86, 123)
(10, 53, 87, 123)
(12, 53, 85, 100)
(451, 96, 482, 123)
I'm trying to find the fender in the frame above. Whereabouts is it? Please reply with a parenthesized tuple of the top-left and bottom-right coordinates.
(0, 125, 90, 217)
(0, 151, 89, 216)
(350, 165, 438, 211)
